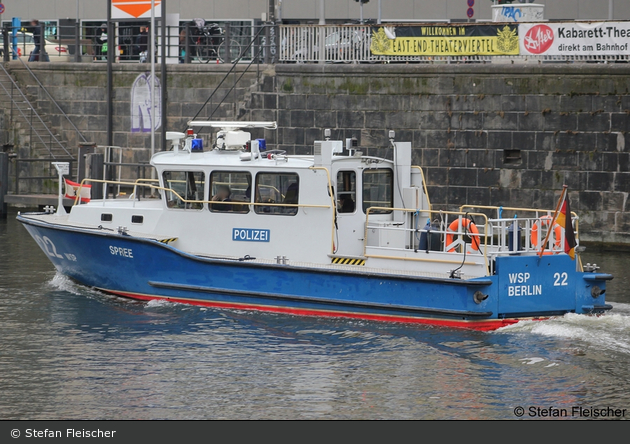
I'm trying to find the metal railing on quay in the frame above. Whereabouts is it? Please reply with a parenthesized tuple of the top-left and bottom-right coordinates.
(277, 23, 630, 65)
(2, 21, 271, 64)
(3, 21, 630, 65)
(13, 158, 74, 195)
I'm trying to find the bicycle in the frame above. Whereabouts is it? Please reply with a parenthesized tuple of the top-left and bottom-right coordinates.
(193, 22, 242, 64)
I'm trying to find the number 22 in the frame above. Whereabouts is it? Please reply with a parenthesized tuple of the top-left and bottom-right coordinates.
(553, 272, 568, 286)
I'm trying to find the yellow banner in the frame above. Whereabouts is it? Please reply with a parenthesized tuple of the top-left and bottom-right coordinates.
(370, 26, 519, 56)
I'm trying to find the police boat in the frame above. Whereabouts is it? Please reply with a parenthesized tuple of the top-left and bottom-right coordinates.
(17, 120, 613, 331)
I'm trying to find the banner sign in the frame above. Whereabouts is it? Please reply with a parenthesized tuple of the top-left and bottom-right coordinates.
(370, 25, 519, 56)
(112, 0, 161, 20)
(520, 22, 630, 56)
(492, 4, 545, 23)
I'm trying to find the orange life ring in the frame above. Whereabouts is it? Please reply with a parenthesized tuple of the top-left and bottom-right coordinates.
(446, 218, 480, 252)
(531, 216, 562, 248)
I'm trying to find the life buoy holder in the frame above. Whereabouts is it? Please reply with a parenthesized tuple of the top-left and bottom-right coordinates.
(531, 216, 562, 249)
(446, 218, 480, 253)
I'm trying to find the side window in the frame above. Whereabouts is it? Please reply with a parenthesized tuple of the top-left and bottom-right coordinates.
(255, 172, 299, 216)
(336, 170, 356, 213)
(362, 169, 393, 214)
(209, 171, 251, 213)
(163, 171, 205, 210)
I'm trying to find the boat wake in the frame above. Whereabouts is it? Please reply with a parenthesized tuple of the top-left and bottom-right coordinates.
(496, 302, 630, 355)
(46, 272, 140, 306)
(47, 272, 91, 296)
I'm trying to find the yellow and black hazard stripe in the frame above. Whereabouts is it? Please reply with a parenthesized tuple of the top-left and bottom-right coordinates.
(331, 257, 366, 266)
(157, 238, 178, 244)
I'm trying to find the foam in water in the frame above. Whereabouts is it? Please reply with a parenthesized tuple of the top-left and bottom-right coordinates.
(47, 272, 85, 296)
(496, 308, 630, 355)
(145, 299, 175, 308)
(520, 357, 545, 365)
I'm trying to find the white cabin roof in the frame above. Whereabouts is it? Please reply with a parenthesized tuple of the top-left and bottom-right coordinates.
(151, 149, 316, 169)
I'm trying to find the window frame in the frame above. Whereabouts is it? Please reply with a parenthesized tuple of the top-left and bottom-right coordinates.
(162, 170, 206, 210)
(254, 171, 300, 216)
(208, 170, 252, 214)
(336, 170, 357, 214)
(362, 168, 393, 214)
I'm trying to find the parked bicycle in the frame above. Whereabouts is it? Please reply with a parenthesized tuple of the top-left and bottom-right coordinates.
(187, 19, 242, 63)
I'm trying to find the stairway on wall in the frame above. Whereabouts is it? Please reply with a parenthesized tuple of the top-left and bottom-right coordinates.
(0, 65, 74, 193)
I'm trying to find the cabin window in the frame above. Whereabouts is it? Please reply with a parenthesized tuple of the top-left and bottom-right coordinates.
(362, 169, 393, 214)
(254, 172, 299, 216)
(131, 215, 144, 224)
(209, 171, 252, 213)
(101, 213, 113, 222)
(162, 171, 205, 210)
(336, 170, 356, 213)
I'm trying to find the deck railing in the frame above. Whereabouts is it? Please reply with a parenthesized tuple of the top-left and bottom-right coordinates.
(364, 205, 580, 275)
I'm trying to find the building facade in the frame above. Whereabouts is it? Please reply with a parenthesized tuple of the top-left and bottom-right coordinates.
(1, 0, 629, 24)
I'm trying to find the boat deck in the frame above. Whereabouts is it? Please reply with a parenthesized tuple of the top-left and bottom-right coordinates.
(192, 251, 489, 281)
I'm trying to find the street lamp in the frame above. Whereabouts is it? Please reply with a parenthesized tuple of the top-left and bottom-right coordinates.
(355, 0, 370, 24)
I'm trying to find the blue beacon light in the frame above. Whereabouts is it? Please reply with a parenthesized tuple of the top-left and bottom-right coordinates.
(256, 138, 266, 151)
(191, 138, 204, 152)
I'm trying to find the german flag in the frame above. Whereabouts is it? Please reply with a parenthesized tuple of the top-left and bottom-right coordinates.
(555, 193, 576, 260)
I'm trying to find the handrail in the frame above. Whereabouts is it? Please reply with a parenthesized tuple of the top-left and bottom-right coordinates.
(309, 166, 336, 254)
(363, 206, 491, 273)
(460, 204, 578, 218)
(71, 177, 330, 211)
(11, 55, 88, 144)
(187, 24, 268, 132)
(203, 29, 267, 122)
(0, 63, 74, 159)
(411, 165, 431, 211)
(459, 204, 580, 239)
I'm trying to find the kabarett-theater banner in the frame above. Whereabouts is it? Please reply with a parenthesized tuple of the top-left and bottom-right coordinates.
(370, 24, 519, 56)
(520, 22, 630, 56)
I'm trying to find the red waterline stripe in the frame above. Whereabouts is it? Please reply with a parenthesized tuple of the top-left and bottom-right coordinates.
(103, 288, 524, 332)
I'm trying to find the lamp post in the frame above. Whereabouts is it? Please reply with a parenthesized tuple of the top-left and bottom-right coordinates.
(609, 0, 613, 20)
(355, 0, 369, 24)
(319, 0, 325, 25)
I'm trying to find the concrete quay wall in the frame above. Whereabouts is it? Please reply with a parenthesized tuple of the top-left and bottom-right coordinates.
(7, 62, 630, 244)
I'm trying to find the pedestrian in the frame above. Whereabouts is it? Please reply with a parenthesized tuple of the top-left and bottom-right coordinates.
(136, 25, 148, 61)
(28, 19, 44, 62)
(95, 23, 108, 60)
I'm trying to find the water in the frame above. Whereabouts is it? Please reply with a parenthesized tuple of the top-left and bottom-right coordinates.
(1, 209, 629, 420)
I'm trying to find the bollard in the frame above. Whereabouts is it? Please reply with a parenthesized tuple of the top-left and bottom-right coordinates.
(87, 153, 104, 200)
(224, 23, 231, 64)
(2, 26, 9, 63)
(77, 143, 96, 184)
(0, 152, 8, 218)
(74, 20, 81, 63)
(184, 23, 191, 64)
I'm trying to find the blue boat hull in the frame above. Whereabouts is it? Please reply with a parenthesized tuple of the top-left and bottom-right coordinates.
(18, 214, 613, 331)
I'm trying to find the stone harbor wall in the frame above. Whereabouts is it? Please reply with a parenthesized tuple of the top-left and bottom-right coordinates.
(244, 64, 630, 244)
(5, 62, 630, 244)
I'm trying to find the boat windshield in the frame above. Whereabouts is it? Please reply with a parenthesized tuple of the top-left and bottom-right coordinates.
(362, 169, 393, 214)
(254, 172, 299, 216)
(163, 170, 205, 210)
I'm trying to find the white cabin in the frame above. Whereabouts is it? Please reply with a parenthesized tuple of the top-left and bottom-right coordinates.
(63, 121, 571, 280)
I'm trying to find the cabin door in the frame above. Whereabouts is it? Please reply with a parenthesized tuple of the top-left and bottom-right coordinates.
(334, 170, 365, 257)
